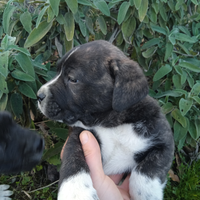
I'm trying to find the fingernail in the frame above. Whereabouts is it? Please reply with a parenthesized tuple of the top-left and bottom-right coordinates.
(80, 131, 89, 145)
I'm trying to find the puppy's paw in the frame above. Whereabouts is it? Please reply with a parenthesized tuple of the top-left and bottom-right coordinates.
(0, 185, 13, 200)
(58, 171, 99, 200)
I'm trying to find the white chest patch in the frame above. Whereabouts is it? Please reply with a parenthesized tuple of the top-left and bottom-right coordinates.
(73, 122, 151, 175)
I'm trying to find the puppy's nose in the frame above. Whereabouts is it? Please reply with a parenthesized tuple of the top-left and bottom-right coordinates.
(37, 93, 46, 103)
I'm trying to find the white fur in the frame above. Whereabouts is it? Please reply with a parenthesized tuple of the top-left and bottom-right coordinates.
(129, 171, 166, 200)
(58, 171, 99, 200)
(0, 185, 13, 200)
(73, 121, 152, 175)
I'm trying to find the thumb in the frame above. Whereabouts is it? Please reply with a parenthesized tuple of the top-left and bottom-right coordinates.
(79, 131, 104, 181)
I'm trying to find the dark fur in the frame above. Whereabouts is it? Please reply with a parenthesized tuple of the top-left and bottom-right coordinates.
(0, 111, 44, 174)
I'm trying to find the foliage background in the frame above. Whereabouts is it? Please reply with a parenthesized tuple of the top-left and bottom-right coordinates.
(0, 0, 200, 199)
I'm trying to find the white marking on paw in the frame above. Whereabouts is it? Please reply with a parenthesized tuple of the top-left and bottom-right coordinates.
(0, 185, 13, 200)
(58, 171, 99, 200)
(129, 171, 165, 200)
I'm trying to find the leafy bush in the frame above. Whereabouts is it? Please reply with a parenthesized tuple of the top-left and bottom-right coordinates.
(0, 0, 200, 198)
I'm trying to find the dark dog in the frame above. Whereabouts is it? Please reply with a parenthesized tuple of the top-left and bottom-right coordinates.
(37, 40, 174, 200)
(0, 111, 44, 199)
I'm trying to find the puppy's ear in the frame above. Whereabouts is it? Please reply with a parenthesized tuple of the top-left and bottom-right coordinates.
(111, 60, 148, 112)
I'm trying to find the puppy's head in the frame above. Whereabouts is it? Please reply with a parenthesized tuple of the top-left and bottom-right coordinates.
(0, 111, 44, 174)
(37, 40, 148, 125)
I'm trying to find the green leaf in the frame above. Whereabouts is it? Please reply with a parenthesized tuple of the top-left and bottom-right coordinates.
(117, 2, 130, 25)
(10, 93, 23, 118)
(152, 2, 159, 13)
(94, 0, 110, 16)
(0, 94, 8, 111)
(42, 142, 63, 161)
(24, 20, 53, 48)
(142, 46, 157, 58)
(56, 14, 65, 24)
(174, 65, 182, 75)
(183, 58, 200, 67)
(164, 42, 173, 61)
(0, 52, 9, 78)
(141, 38, 161, 50)
(98, 16, 107, 35)
(172, 74, 181, 89)
(151, 24, 167, 35)
(1, 35, 16, 50)
(64, 12, 75, 41)
(79, 20, 87, 37)
(191, 0, 198, 5)
(159, 4, 167, 21)
(195, 119, 200, 138)
(47, 6, 55, 22)
(171, 108, 187, 128)
(86, 16, 94, 34)
(78, 0, 92, 6)
(18, 83, 37, 99)
(49, 0, 60, 17)
(168, 0, 175, 11)
(11, 69, 35, 82)
(134, 0, 142, 10)
(178, 26, 191, 36)
(50, 128, 68, 141)
(189, 121, 197, 140)
(0, 74, 8, 94)
(192, 96, 200, 104)
(36, 6, 49, 28)
(161, 102, 174, 114)
(174, 121, 187, 143)
(178, 133, 187, 151)
(20, 11, 32, 33)
(177, 42, 191, 55)
(179, 60, 200, 73)
(65, 0, 78, 14)
(179, 98, 193, 116)
(3, 3, 17, 34)
(181, 71, 187, 85)
(149, 7, 157, 23)
(8, 45, 31, 56)
(154, 89, 187, 98)
(138, 0, 148, 22)
(174, 33, 198, 43)
(116, 32, 123, 46)
(122, 17, 136, 38)
(1, 35, 9, 49)
(190, 83, 200, 96)
(130, 0, 134, 6)
(15, 53, 35, 78)
(153, 64, 172, 81)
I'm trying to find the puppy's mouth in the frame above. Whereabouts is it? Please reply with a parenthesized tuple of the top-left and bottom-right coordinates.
(38, 100, 78, 125)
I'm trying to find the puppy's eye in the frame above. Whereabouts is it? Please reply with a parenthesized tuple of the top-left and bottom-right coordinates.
(68, 77, 78, 83)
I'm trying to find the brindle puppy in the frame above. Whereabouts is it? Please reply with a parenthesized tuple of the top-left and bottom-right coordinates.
(37, 40, 174, 200)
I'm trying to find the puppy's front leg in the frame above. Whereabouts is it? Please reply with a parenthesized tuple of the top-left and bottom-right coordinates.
(58, 127, 99, 200)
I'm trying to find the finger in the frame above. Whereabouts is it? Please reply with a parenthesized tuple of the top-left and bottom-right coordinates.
(109, 174, 124, 185)
(118, 175, 130, 192)
(60, 137, 68, 159)
(79, 131, 103, 178)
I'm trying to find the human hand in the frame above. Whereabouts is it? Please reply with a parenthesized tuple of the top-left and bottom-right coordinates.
(79, 131, 130, 200)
